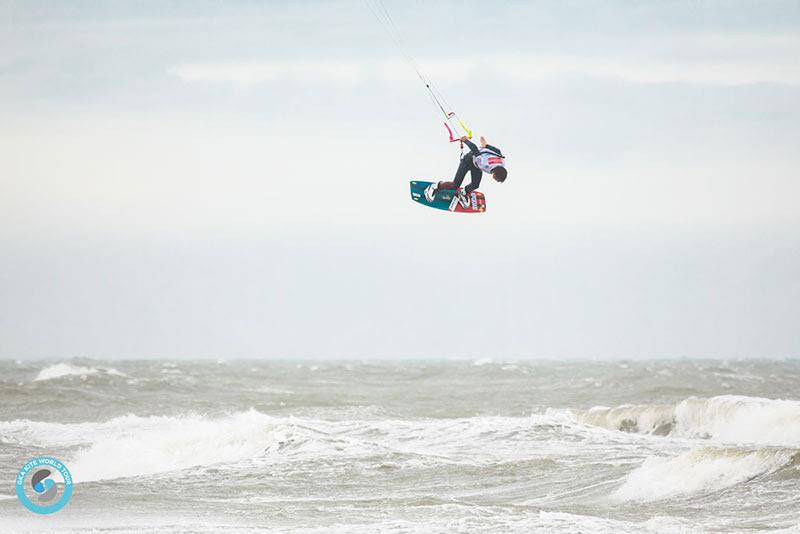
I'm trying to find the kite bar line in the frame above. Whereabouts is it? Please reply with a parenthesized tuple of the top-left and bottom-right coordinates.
(364, 0, 472, 143)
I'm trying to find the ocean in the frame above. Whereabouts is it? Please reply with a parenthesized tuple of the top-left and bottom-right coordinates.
(1, 358, 799, 533)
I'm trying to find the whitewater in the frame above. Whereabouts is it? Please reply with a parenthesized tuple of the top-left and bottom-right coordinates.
(1, 359, 799, 533)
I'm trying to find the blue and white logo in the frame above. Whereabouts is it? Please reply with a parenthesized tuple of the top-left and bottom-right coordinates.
(15, 456, 73, 514)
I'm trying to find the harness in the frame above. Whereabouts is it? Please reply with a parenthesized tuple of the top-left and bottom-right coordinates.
(473, 147, 505, 174)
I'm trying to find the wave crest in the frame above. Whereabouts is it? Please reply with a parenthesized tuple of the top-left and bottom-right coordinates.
(614, 446, 800, 501)
(576, 395, 800, 446)
(34, 362, 125, 381)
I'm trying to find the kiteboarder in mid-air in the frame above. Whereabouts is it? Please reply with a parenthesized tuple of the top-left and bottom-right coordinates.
(364, 0, 507, 211)
(424, 135, 507, 208)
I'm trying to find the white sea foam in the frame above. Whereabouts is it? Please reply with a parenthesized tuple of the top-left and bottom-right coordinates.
(34, 362, 125, 381)
(0, 410, 611, 483)
(0, 411, 269, 480)
(0, 410, 400, 482)
(0, 509, 700, 534)
(4, 359, 800, 532)
(614, 446, 797, 501)
(34, 363, 98, 381)
(535, 512, 696, 534)
(4, 395, 799, 508)
(577, 395, 800, 446)
(69, 411, 299, 482)
(673, 395, 800, 445)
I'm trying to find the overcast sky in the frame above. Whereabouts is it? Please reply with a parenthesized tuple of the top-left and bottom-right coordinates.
(1, 0, 798, 359)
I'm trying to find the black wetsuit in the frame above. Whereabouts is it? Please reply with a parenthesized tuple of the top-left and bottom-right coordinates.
(439, 139, 504, 194)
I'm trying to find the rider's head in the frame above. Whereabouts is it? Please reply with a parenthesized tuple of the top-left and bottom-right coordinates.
(492, 166, 507, 183)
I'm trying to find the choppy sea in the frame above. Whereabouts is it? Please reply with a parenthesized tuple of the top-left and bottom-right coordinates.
(1, 358, 799, 533)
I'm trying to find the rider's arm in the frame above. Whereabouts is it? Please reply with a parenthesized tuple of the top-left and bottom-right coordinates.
(478, 136, 502, 155)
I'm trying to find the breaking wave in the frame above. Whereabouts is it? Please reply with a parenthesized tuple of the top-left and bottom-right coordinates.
(0, 411, 564, 483)
(0, 410, 315, 482)
(582, 396, 800, 501)
(34, 362, 125, 381)
(614, 446, 800, 501)
(576, 395, 800, 446)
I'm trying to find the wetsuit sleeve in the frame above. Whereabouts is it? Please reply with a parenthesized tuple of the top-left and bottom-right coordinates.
(485, 144, 503, 156)
(463, 139, 480, 155)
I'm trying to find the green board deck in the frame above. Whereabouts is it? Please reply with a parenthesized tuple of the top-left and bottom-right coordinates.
(409, 181, 487, 213)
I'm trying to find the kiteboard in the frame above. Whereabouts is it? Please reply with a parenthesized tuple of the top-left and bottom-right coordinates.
(409, 181, 486, 213)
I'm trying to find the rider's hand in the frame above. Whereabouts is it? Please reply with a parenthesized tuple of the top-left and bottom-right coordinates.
(459, 135, 469, 142)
